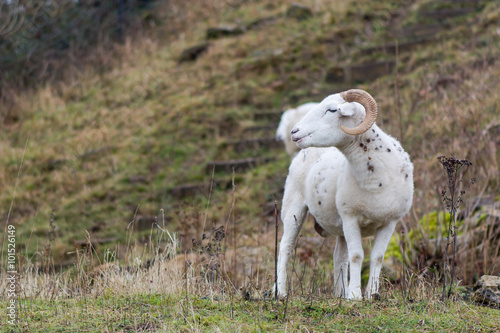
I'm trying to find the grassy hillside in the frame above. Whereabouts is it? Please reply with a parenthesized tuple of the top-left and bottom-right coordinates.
(1, 0, 499, 305)
(1, 0, 500, 330)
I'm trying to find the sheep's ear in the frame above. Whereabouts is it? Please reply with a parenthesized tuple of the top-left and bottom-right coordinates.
(337, 102, 355, 117)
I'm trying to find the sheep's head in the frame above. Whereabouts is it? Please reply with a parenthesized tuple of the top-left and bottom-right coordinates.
(290, 89, 378, 149)
(276, 109, 293, 141)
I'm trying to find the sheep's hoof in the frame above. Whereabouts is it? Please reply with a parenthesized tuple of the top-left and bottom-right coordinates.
(365, 290, 381, 301)
(347, 288, 363, 301)
(265, 286, 286, 300)
(241, 289, 251, 301)
(263, 290, 273, 299)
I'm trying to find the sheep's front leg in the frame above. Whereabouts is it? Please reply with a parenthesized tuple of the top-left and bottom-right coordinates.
(333, 236, 348, 298)
(366, 221, 397, 299)
(342, 217, 363, 300)
(276, 202, 307, 298)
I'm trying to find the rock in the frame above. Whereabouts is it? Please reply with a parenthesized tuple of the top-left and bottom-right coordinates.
(164, 253, 205, 272)
(242, 124, 277, 135)
(128, 175, 148, 185)
(326, 61, 396, 84)
(362, 39, 434, 56)
(325, 66, 345, 83)
(46, 159, 67, 171)
(206, 26, 244, 39)
(253, 111, 283, 122)
(393, 24, 443, 39)
(179, 43, 210, 62)
(474, 275, 500, 307)
(286, 4, 313, 21)
(206, 157, 274, 174)
(231, 137, 281, 154)
(74, 237, 118, 250)
(134, 215, 158, 230)
(346, 61, 395, 82)
(91, 262, 120, 277)
(251, 48, 284, 59)
(171, 182, 210, 198)
(246, 16, 277, 30)
(79, 146, 113, 160)
(419, 8, 476, 21)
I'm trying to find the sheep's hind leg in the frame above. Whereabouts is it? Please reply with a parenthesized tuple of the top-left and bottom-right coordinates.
(333, 236, 348, 298)
(366, 221, 397, 299)
(276, 200, 307, 298)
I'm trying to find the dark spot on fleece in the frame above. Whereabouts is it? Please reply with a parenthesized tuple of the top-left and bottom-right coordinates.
(318, 201, 322, 205)
(367, 163, 374, 172)
(360, 143, 364, 148)
(379, 183, 382, 187)
(405, 174, 408, 179)
(387, 148, 391, 152)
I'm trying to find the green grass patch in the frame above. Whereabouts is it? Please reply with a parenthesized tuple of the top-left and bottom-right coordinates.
(2, 293, 498, 332)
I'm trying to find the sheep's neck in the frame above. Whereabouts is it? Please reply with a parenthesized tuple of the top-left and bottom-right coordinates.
(340, 127, 393, 191)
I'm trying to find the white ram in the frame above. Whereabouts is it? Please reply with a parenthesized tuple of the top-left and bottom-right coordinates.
(276, 102, 318, 158)
(276, 89, 413, 300)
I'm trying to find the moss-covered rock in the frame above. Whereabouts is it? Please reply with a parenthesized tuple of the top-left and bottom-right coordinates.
(286, 4, 313, 21)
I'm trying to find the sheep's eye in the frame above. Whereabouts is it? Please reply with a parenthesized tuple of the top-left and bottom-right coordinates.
(326, 108, 337, 113)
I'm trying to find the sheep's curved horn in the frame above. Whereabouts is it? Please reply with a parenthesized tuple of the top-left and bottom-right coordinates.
(339, 89, 378, 135)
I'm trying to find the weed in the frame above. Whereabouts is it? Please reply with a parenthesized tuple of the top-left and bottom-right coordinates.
(438, 156, 474, 300)
(43, 209, 56, 275)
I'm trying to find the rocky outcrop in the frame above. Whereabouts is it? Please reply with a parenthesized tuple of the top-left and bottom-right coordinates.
(473, 275, 500, 308)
